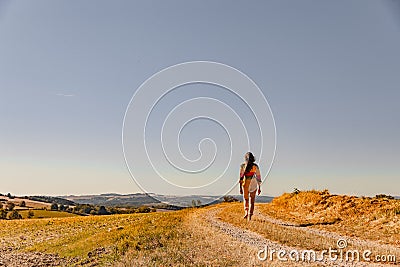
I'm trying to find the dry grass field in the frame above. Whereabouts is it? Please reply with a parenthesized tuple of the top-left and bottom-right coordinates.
(0, 207, 260, 266)
(258, 190, 400, 246)
(0, 190, 398, 266)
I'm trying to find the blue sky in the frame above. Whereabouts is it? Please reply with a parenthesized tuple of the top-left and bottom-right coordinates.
(0, 1, 399, 197)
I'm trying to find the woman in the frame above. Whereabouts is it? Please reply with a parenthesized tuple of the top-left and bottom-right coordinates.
(239, 152, 262, 220)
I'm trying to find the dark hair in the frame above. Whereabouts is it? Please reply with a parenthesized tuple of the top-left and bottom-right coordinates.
(244, 152, 256, 173)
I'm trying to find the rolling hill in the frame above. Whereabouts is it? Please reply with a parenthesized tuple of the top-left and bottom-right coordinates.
(60, 193, 274, 207)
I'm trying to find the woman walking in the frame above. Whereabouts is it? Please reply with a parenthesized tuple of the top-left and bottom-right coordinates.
(239, 152, 262, 221)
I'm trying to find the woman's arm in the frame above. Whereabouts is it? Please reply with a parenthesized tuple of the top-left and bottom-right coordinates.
(256, 166, 262, 195)
(239, 164, 244, 194)
(239, 164, 245, 183)
(256, 166, 261, 185)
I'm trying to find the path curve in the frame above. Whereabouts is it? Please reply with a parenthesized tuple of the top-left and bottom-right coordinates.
(254, 210, 400, 255)
(198, 206, 395, 267)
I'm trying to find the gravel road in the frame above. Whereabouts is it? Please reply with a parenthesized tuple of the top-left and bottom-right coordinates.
(254, 210, 400, 256)
(201, 207, 397, 267)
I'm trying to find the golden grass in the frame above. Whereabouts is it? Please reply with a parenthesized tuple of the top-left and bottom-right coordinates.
(26, 211, 187, 264)
(18, 210, 79, 219)
(0, 211, 187, 265)
(259, 190, 400, 246)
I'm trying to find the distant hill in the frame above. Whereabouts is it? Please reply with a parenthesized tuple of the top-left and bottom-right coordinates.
(27, 196, 76, 206)
(154, 194, 273, 207)
(0, 194, 76, 209)
(62, 193, 159, 207)
(2, 192, 273, 209)
(60, 193, 274, 207)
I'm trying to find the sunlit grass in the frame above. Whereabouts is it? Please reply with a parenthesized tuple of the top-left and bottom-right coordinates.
(0, 210, 187, 265)
(24, 211, 185, 263)
(259, 190, 400, 246)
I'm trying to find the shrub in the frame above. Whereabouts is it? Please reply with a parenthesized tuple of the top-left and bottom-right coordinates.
(0, 209, 7, 219)
(8, 210, 22, 220)
(137, 206, 151, 213)
(394, 207, 400, 215)
(27, 210, 34, 218)
(6, 202, 15, 211)
(97, 206, 110, 215)
(223, 195, 239, 202)
(375, 194, 394, 200)
(292, 188, 301, 195)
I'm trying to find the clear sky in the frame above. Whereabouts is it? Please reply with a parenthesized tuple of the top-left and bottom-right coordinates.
(0, 1, 399, 197)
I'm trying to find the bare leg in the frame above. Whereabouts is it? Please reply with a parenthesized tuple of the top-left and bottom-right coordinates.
(243, 192, 249, 218)
(242, 180, 250, 218)
(248, 190, 256, 220)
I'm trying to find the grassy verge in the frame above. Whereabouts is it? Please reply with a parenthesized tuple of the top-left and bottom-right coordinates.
(258, 190, 400, 246)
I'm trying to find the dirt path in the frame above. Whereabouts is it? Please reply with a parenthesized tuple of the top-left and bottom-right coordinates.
(199, 206, 395, 267)
(253, 210, 400, 256)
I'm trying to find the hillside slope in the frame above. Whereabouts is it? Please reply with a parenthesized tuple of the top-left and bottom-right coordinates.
(1, 191, 398, 266)
(259, 190, 400, 246)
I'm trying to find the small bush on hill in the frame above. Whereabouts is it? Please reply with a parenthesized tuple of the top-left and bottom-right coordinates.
(8, 210, 22, 220)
